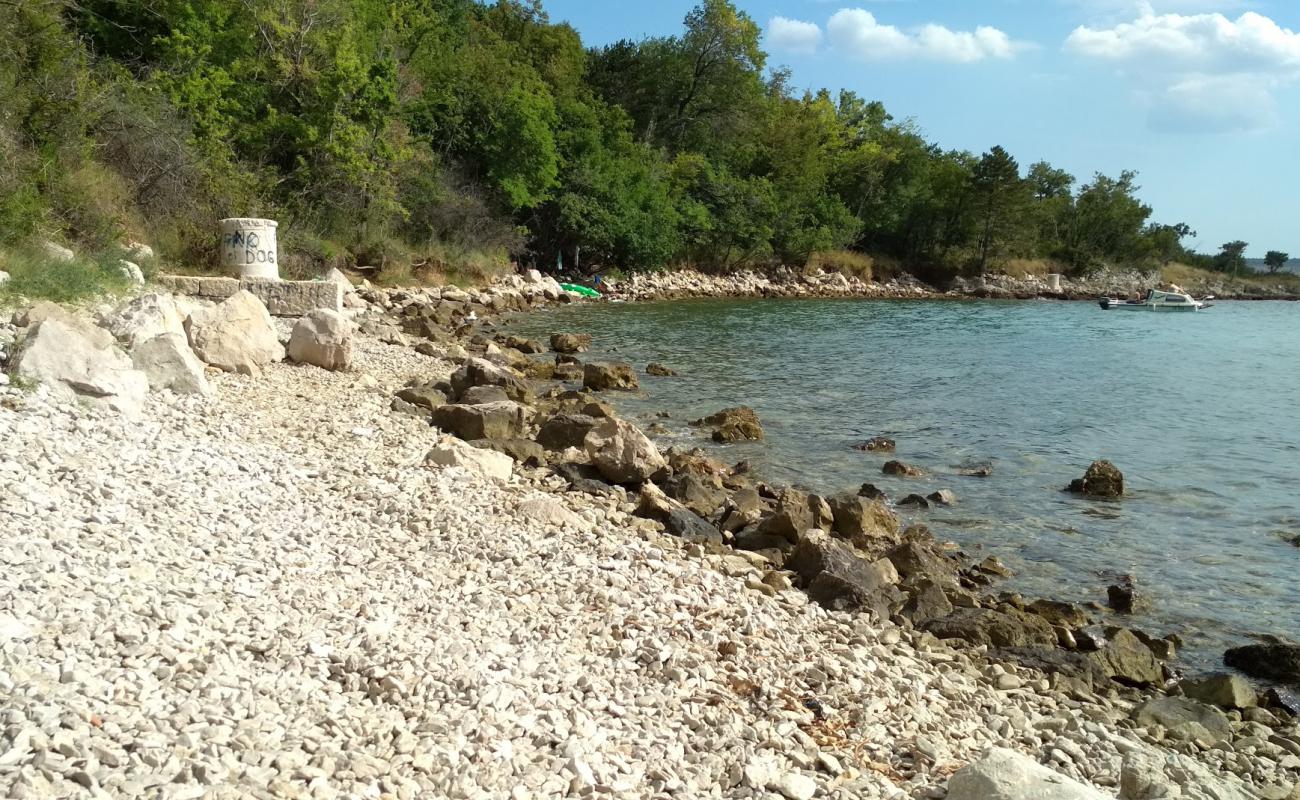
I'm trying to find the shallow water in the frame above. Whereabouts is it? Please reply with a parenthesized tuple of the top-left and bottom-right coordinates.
(509, 298, 1300, 672)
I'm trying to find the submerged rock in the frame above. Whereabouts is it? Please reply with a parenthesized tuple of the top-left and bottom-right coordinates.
(1107, 582, 1149, 614)
(550, 332, 591, 353)
(692, 406, 764, 443)
(883, 460, 926, 477)
(645, 362, 678, 376)
(1067, 460, 1124, 498)
(852, 436, 895, 452)
(583, 361, 639, 391)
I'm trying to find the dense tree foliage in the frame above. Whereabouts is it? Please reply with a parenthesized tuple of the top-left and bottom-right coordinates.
(0, 0, 1272, 278)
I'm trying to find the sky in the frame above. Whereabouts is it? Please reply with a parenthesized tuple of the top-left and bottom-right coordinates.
(541, 0, 1300, 258)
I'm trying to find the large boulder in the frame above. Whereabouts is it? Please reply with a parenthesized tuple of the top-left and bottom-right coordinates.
(469, 438, 546, 468)
(536, 413, 601, 451)
(1119, 748, 1257, 800)
(1089, 629, 1163, 686)
(1177, 674, 1256, 710)
(131, 333, 211, 396)
(663, 473, 728, 518)
(100, 293, 185, 349)
(1223, 641, 1300, 684)
(431, 401, 529, 441)
(287, 308, 353, 371)
(425, 436, 513, 482)
(1067, 460, 1124, 498)
(449, 358, 534, 404)
(692, 406, 764, 443)
(828, 493, 901, 552)
(757, 489, 833, 545)
(886, 540, 959, 587)
(635, 483, 722, 543)
(584, 418, 667, 484)
(583, 361, 639, 391)
(1131, 697, 1232, 743)
(184, 290, 284, 375)
(13, 316, 150, 414)
(924, 608, 1057, 648)
(947, 748, 1109, 800)
(550, 332, 592, 354)
(787, 531, 903, 618)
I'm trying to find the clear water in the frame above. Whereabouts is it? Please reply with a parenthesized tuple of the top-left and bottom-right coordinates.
(508, 298, 1300, 672)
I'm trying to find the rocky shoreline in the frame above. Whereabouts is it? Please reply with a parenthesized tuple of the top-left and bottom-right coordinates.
(605, 267, 1300, 303)
(1, 273, 1298, 799)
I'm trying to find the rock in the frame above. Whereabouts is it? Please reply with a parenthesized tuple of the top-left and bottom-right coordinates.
(1067, 460, 1124, 498)
(645, 362, 678, 377)
(126, 240, 154, 260)
(636, 483, 722, 543)
(394, 383, 447, 412)
(886, 540, 958, 587)
(515, 497, 580, 527)
(40, 240, 75, 262)
(323, 268, 354, 293)
(1119, 748, 1257, 800)
(501, 335, 545, 354)
(663, 473, 727, 518)
(1107, 582, 1148, 614)
(100, 293, 186, 349)
(927, 489, 958, 506)
(1090, 629, 1163, 686)
(0, 270, 8, 285)
(431, 401, 529, 441)
(550, 332, 592, 353)
(459, 385, 510, 405)
(12, 316, 150, 415)
(768, 772, 817, 800)
(827, 494, 900, 552)
(883, 460, 926, 477)
(583, 361, 639, 391)
(425, 435, 513, 481)
(536, 413, 601, 451)
(131, 333, 211, 396)
(852, 436, 895, 452)
(1026, 600, 1090, 628)
(957, 463, 994, 477)
(898, 493, 930, 508)
(118, 259, 144, 285)
(1178, 673, 1256, 710)
(787, 531, 903, 617)
(692, 406, 763, 443)
(858, 483, 887, 500)
(902, 579, 955, 624)
(449, 358, 534, 404)
(287, 309, 353, 371)
(1131, 696, 1232, 743)
(757, 489, 833, 545)
(584, 418, 668, 484)
(184, 290, 285, 375)
(1263, 687, 1300, 716)
(1224, 641, 1300, 684)
(924, 608, 1056, 648)
(469, 438, 547, 467)
(947, 747, 1109, 800)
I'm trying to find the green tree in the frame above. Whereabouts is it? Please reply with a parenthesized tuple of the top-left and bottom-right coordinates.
(1143, 223, 1195, 265)
(1062, 171, 1152, 272)
(1264, 250, 1290, 273)
(1215, 240, 1249, 275)
(971, 146, 1029, 273)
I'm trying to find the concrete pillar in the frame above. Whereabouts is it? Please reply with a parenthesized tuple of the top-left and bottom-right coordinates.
(220, 218, 279, 280)
(1046, 273, 1062, 292)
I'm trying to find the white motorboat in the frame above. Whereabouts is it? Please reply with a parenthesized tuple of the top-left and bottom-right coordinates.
(1098, 289, 1213, 312)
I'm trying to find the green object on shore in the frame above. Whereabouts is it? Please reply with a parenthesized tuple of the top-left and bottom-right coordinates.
(560, 283, 601, 298)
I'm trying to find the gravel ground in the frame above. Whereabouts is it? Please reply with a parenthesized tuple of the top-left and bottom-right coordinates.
(0, 321, 1287, 799)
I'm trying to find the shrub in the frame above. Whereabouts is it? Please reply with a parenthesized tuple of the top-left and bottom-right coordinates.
(806, 250, 873, 282)
(0, 245, 131, 304)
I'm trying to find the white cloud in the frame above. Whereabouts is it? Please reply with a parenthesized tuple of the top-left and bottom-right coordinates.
(826, 9, 1023, 63)
(767, 16, 824, 55)
(1065, 8, 1300, 132)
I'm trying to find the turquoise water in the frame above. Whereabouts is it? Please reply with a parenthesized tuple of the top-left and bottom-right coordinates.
(509, 299, 1300, 672)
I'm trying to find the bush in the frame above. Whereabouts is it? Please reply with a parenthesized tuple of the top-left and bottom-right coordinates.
(0, 245, 132, 304)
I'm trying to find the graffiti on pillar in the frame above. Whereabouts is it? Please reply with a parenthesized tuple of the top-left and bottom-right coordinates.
(222, 228, 276, 265)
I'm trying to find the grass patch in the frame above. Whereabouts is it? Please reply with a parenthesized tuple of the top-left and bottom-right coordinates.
(1161, 262, 1300, 294)
(999, 258, 1065, 279)
(0, 245, 134, 304)
(807, 250, 874, 282)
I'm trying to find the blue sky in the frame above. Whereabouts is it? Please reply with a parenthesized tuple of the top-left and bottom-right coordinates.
(543, 0, 1300, 258)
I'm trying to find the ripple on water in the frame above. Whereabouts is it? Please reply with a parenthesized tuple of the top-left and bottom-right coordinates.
(509, 298, 1300, 672)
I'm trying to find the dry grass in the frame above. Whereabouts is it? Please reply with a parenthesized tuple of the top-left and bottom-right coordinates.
(807, 250, 874, 282)
(1161, 262, 1300, 293)
(999, 258, 1064, 279)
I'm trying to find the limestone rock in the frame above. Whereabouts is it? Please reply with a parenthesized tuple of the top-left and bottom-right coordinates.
(924, 608, 1056, 648)
(184, 290, 285, 375)
(757, 489, 833, 545)
(118, 259, 145, 285)
(0, 270, 11, 285)
(431, 401, 529, 441)
(645, 362, 678, 376)
(828, 493, 901, 552)
(583, 361, 639, 391)
(550, 332, 592, 353)
(1119, 748, 1257, 800)
(287, 309, 354, 371)
(882, 460, 926, 477)
(100, 292, 186, 349)
(537, 413, 601, 451)
(515, 498, 580, 527)
(449, 358, 534, 404)
(787, 531, 903, 617)
(1068, 460, 1124, 498)
(132, 333, 211, 396)
(425, 435, 513, 481)
(1132, 697, 1232, 743)
(469, 438, 547, 467)
(948, 747, 1109, 800)
(1089, 628, 1164, 686)
(40, 240, 75, 262)
(394, 383, 447, 412)
(13, 317, 149, 415)
(636, 483, 721, 543)
(584, 418, 667, 484)
(692, 406, 763, 443)
(1178, 673, 1256, 710)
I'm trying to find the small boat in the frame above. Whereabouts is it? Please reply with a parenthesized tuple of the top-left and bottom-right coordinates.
(1098, 289, 1213, 312)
